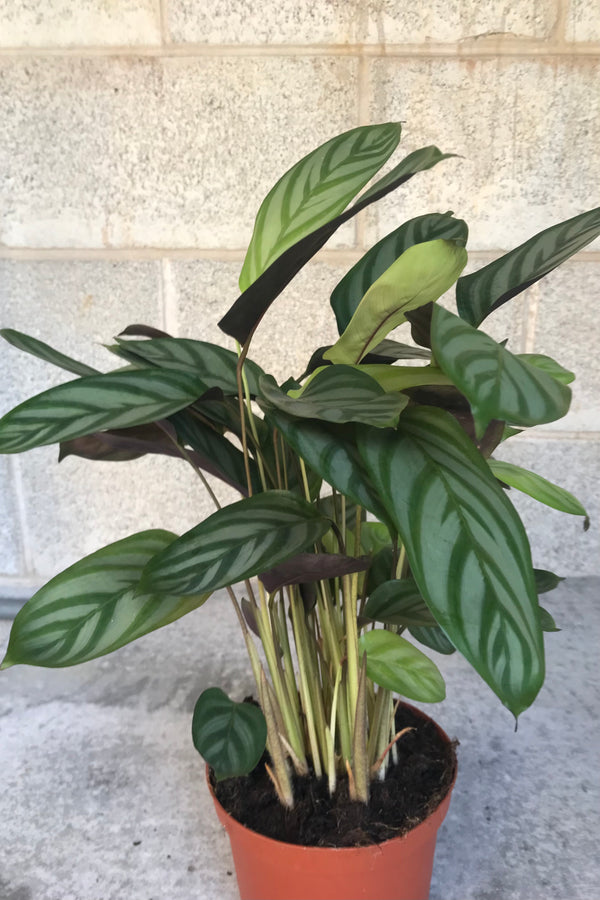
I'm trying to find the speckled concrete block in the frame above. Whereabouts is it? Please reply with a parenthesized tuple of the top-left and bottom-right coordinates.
(566, 0, 600, 41)
(495, 437, 599, 576)
(167, 0, 558, 44)
(0, 56, 359, 249)
(0, 0, 161, 47)
(531, 260, 600, 432)
(0, 456, 21, 577)
(367, 58, 600, 253)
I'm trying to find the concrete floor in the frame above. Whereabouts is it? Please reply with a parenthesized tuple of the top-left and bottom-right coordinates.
(0, 577, 598, 900)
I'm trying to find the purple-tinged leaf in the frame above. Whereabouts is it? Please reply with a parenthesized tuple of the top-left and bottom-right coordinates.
(260, 552, 370, 594)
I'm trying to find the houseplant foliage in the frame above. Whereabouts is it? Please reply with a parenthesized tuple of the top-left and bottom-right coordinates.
(0, 123, 594, 821)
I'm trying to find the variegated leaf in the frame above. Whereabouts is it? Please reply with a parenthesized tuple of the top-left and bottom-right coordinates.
(111, 337, 264, 395)
(265, 408, 392, 526)
(325, 240, 467, 365)
(239, 123, 402, 292)
(431, 305, 571, 436)
(140, 490, 331, 596)
(331, 213, 468, 334)
(0, 369, 211, 453)
(517, 353, 575, 386)
(0, 531, 210, 669)
(488, 459, 587, 517)
(1, 328, 99, 377)
(192, 688, 267, 780)
(219, 144, 455, 345)
(259, 366, 407, 428)
(409, 625, 456, 655)
(363, 578, 437, 627)
(457, 206, 600, 326)
(358, 407, 545, 717)
(358, 630, 446, 702)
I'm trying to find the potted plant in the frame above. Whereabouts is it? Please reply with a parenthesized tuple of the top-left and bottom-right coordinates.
(0, 122, 595, 900)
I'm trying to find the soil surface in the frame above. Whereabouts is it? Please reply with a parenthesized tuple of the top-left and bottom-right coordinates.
(213, 704, 458, 848)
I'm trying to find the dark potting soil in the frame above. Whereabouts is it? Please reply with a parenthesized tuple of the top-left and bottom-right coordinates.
(212, 704, 458, 848)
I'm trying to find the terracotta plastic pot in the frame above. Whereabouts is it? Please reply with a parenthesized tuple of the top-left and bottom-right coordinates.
(208, 705, 456, 900)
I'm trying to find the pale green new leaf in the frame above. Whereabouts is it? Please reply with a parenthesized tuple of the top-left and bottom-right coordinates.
(431, 305, 571, 436)
(489, 459, 587, 517)
(330, 213, 468, 334)
(258, 366, 408, 429)
(239, 123, 402, 291)
(456, 206, 600, 326)
(358, 407, 545, 717)
(358, 630, 446, 702)
(0, 531, 210, 669)
(140, 490, 331, 596)
(1, 328, 99, 377)
(192, 688, 267, 781)
(0, 369, 211, 453)
(325, 240, 467, 364)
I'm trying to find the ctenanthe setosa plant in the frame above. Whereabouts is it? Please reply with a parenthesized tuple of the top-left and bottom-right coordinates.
(0, 123, 595, 807)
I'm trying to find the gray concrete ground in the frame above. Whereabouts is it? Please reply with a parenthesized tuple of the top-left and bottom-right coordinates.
(0, 578, 598, 900)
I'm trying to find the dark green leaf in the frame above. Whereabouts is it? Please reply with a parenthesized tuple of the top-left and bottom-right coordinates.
(140, 490, 330, 596)
(456, 206, 600, 326)
(0, 369, 211, 454)
(409, 625, 456, 655)
(364, 578, 437, 627)
(489, 459, 587, 517)
(331, 213, 468, 333)
(358, 630, 446, 701)
(192, 688, 267, 780)
(366, 546, 395, 595)
(1, 328, 99, 377)
(219, 145, 455, 344)
(539, 607, 560, 633)
(259, 367, 408, 428)
(266, 409, 392, 526)
(112, 337, 264, 396)
(534, 569, 565, 595)
(431, 305, 571, 436)
(239, 123, 402, 292)
(517, 354, 575, 386)
(358, 407, 545, 717)
(0, 531, 210, 669)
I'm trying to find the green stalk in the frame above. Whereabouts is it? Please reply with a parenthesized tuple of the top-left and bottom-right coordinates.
(350, 653, 369, 804)
(289, 587, 323, 778)
(343, 573, 360, 732)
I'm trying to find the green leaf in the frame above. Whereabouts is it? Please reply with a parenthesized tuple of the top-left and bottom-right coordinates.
(331, 213, 468, 333)
(192, 688, 267, 780)
(539, 607, 560, 633)
(517, 354, 575, 386)
(358, 630, 446, 702)
(219, 144, 456, 346)
(456, 206, 600, 326)
(239, 123, 402, 292)
(259, 366, 408, 429)
(534, 569, 565, 594)
(112, 337, 264, 395)
(358, 407, 545, 717)
(359, 522, 391, 556)
(368, 339, 432, 361)
(0, 328, 99, 377)
(488, 459, 587, 517)
(0, 369, 211, 454)
(363, 579, 437, 627)
(325, 240, 467, 365)
(265, 409, 392, 526)
(409, 626, 456, 656)
(356, 364, 452, 392)
(431, 305, 571, 436)
(0, 531, 210, 669)
(140, 490, 330, 596)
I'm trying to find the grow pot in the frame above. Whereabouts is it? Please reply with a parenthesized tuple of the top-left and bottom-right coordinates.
(207, 704, 456, 900)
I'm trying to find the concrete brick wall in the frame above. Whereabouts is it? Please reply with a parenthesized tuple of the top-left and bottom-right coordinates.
(1, 1, 599, 601)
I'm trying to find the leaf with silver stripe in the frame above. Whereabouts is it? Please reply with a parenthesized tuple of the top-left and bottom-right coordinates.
(456, 206, 600, 327)
(140, 490, 331, 596)
(431, 305, 571, 436)
(192, 688, 267, 780)
(0, 531, 210, 669)
(239, 123, 402, 292)
(0, 368, 211, 453)
(488, 459, 587, 518)
(358, 407, 545, 717)
(1, 328, 99, 377)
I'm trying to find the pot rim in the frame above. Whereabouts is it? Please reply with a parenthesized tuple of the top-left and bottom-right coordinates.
(206, 701, 457, 855)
